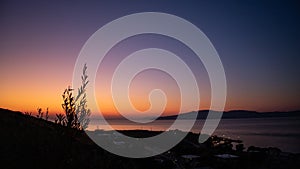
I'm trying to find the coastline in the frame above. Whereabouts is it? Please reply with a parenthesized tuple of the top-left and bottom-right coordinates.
(87, 117, 300, 153)
(1, 108, 299, 169)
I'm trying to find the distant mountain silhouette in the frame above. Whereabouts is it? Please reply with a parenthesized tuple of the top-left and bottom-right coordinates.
(157, 110, 300, 120)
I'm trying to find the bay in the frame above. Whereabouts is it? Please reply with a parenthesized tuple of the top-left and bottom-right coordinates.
(87, 117, 300, 153)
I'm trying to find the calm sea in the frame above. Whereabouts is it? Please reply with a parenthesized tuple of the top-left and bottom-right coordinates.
(87, 117, 300, 153)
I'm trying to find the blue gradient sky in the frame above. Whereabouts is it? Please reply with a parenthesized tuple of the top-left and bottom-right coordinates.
(1, 0, 299, 115)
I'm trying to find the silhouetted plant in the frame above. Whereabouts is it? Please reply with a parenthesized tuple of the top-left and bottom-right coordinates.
(55, 113, 66, 126)
(45, 108, 49, 121)
(36, 108, 43, 119)
(61, 64, 91, 130)
(24, 112, 32, 116)
(236, 143, 245, 153)
(62, 86, 80, 129)
(75, 64, 91, 130)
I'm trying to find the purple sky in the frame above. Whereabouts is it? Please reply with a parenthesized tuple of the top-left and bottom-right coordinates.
(1, 0, 299, 115)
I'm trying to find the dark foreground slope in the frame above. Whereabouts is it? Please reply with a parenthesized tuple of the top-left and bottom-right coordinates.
(0, 108, 161, 169)
(1, 108, 299, 169)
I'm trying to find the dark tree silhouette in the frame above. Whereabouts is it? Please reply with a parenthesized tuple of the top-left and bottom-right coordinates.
(60, 63, 91, 130)
(75, 64, 91, 130)
(62, 86, 80, 129)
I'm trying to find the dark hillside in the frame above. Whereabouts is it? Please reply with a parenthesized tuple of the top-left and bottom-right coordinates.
(0, 108, 160, 169)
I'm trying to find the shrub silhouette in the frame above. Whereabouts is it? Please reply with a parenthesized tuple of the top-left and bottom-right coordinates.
(55, 113, 66, 126)
(62, 86, 80, 129)
(60, 63, 91, 130)
(35, 107, 49, 121)
(36, 108, 43, 119)
(45, 108, 49, 121)
(24, 112, 32, 116)
(75, 64, 91, 130)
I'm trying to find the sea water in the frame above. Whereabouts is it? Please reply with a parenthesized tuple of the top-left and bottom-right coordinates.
(87, 117, 300, 153)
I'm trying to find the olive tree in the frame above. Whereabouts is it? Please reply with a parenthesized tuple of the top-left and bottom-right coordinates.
(59, 64, 91, 130)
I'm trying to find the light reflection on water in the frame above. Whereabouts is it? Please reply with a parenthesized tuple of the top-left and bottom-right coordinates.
(87, 117, 300, 153)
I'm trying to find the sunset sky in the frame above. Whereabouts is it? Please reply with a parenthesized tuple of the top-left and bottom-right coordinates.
(1, 0, 299, 117)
